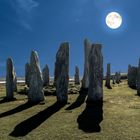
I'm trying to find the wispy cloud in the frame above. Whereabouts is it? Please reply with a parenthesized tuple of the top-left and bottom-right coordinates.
(10, 0, 39, 30)
(15, 0, 39, 13)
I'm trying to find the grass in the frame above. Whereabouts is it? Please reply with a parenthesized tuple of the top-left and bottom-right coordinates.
(0, 80, 140, 140)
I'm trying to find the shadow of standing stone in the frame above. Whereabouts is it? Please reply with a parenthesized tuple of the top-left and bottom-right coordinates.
(77, 101, 103, 133)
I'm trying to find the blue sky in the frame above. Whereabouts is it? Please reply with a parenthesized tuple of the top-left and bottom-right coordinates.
(0, 0, 140, 77)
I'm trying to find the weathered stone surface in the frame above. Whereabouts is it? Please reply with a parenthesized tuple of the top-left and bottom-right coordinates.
(42, 64, 50, 86)
(82, 38, 92, 89)
(13, 71, 17, 92)
(25, 62, 30, 87)
(137, 59, 140, 95)
(105, 63, 111, 89)
(127, 66, 137, 89)
(112, 75, 115, 84)
(28, 51, 44, 103)
(6, 58, 15, 99)
(75, 66, 80, 85)
(115, 72, 120, 84)
(55, 42, 69, 103)
(87, 44, 103, 102)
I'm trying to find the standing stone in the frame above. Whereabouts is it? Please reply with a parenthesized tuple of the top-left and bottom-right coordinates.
(128, 66, 137, 89)
(137, 59, 140, 95)
(115, 72, 120, 84)
(25, 62, 30, 87)
(118, 72, 121, 82)
(105, 63, 112, 89)
(112, 75, 115, 84)
(28, 51, 44, 103)
(55, 42, 69, 103)
(87, 44, 103, 102)
(82, 38, 92, 89)
(13, 71, 17, 92)
(75, 66, 80, 85)
(6, 58, 15, 100)
(42, 64, 50, 86)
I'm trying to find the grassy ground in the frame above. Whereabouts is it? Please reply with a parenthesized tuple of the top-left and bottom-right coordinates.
(0, 80, 140, 140)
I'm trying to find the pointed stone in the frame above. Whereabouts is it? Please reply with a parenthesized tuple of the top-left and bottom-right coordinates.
(55, 42, 69, 103)
(42, 64, 50, 86)
(105, 63, 112, 89)
(75, 66, 80, 85)
(25, 62, 30, 87)
(82, 38, 92, 89)
(6, 58, 15, 100)
(87, 44, 103, 102)
(28, 51, 44, 103)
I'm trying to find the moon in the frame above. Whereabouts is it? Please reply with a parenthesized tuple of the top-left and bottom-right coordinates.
(106, 12, 122, 29)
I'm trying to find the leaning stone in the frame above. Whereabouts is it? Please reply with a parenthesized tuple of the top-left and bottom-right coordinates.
(28, 51, 44, 103)
(6, 58, 15, 100)
(75, 66, 80, 85)
(42, 64, 50, 86)
(87, 44, 103, 102)
(55, 42, 69, 103)
(82, 38, 92, 89)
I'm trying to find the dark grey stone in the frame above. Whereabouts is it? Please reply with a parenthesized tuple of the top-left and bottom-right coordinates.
(87, 44, 103, 102)
(75, 66, 80, 85)
(6, 58, 15, 99)
(55, 42, 69, 103)
(105, 63, 111, 89)
(42, 64, 50, 86)
(82, 38, 92, 89)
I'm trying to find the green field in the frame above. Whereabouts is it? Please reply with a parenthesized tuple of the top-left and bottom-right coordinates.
(0, 81, 140, 140)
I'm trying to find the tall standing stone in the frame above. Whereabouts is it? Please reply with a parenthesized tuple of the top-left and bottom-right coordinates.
(87, 44, 103, 102)
(55, 42, 69, 103)
(75, 66, 80, 85)
(28, 51, 44, 103)
(105, 63, 112, 89)
(82, 38, 92, 89)
(25, 62, 30, 87)
(6, 58, 15, 100)
(137, 59, 140, 95)
(42, 64, 50, 86)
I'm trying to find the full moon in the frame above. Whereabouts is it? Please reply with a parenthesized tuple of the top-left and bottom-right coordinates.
(106, 12, 122, 29)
